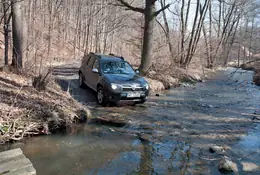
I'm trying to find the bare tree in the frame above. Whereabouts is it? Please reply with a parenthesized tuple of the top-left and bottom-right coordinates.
(116, 0, 170, 75)
(11, 0, 26, 68)
(2, 0, 11, 66)
(178, 0, 210, 67)
(157, 0, 175, 63)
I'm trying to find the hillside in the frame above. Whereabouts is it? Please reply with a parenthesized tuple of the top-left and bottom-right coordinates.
(0, 70, 90, 144)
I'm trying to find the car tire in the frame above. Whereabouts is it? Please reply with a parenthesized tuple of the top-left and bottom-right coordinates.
(97, 86, 107, 106)
(79, 72, 85, 88)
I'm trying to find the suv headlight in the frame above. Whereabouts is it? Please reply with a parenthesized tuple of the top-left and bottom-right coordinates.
(143, 83, 149, 90)
(111, 83, 120, 90)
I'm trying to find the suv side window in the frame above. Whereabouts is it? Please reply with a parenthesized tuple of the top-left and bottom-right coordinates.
(93, 59, 99, 70)
(87, 56, 95, 68)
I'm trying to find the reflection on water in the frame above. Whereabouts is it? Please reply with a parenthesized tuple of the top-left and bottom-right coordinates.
(1, 68, 260, 175)
(0, 126, 200, 175)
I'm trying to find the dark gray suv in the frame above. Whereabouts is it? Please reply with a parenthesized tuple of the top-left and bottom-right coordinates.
(79, 53, 149, 106)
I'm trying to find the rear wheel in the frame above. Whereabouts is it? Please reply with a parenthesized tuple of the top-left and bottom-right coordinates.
(97, 86, 108, 106)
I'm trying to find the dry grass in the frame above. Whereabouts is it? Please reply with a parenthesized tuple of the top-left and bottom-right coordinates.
(0, 70, 90, 144)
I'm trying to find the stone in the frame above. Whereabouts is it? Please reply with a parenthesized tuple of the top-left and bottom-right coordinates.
(163, 75, 179, 88)
(137, 133, 152, 142)
(0, 148, 36, 175)
(144, 77, 165, 92)
(218, 156, 234, 173)
(209, 145, 229, 154)
(90, 117, 127, 127)
(241, 162, 259, 172)
(75, 109, 89, 123)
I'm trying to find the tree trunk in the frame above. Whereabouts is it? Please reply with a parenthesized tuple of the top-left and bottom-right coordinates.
(139, 1, 156, 75)
(208, 0, 213, 68)
(3, 0, 10, 66)
(11, 0, 25, 68)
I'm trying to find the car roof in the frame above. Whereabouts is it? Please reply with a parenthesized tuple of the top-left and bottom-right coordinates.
(89, 53, 124, 62)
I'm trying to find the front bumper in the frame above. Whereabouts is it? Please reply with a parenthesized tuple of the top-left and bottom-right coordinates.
(105, 90, 149, 103)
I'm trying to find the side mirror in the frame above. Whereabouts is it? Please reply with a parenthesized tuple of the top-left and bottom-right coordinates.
(135, 69, 140, 74)
(92, 68, 99, 73)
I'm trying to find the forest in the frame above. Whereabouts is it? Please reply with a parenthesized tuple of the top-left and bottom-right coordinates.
(0, 0, 259, 75)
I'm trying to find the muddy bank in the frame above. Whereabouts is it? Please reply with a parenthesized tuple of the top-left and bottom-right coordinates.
(145, 65, 213, 92)
(253, 72, 260, 86)
(0, 70, 90, 144)
(237, 61, 260, 86)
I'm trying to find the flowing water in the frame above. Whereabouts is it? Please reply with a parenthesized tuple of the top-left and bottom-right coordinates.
(1, 67, 260, 175)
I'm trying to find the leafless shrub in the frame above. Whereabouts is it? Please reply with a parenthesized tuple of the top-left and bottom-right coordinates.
(32, 70, 52, 91)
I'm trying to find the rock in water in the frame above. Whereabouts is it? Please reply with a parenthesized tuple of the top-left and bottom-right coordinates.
(218, 156, 234, 173)
(241, 162, 259, 172)
(209, 145, 228, 154)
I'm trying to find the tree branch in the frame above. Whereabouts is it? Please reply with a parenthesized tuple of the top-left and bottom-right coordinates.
(154, 3, 171, 16)
(116, 0, 144, 14)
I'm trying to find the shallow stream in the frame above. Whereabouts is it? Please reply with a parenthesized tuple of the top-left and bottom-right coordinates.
(1, 67, 260, 175)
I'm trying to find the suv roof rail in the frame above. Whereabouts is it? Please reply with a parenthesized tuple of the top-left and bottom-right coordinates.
(109, 53, 124, 60)
(89, 52, 95, 55)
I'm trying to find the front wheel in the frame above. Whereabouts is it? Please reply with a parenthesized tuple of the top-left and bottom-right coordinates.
(97, 86, 108, 106)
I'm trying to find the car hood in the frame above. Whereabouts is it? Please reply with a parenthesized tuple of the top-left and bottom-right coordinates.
(104, 74, 147, 85)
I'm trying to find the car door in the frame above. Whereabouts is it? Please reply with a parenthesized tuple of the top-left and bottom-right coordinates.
(85, 56, 95, 88)
(89, 58, 100, 91)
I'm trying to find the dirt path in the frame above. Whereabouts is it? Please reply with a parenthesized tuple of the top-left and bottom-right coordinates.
(52, 61, 97, 105)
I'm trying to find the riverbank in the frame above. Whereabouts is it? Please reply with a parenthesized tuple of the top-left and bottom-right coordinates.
(232, 60, 260, 86)
(252, 62, 260, 86)
(0, 70, 90, 144)
(145, 64, 215, 92)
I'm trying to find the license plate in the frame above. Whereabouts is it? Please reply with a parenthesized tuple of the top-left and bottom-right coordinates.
(127, 92, 140, 98)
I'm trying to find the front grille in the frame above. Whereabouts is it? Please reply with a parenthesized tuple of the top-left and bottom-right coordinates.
(121, 84, 143, 91)
(122, 87, 143, 91)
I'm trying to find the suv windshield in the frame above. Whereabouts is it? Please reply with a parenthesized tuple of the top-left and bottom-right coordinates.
(101, 61, 135, 75)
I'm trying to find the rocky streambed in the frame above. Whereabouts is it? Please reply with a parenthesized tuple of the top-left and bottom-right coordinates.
(1, 67, 260, 175)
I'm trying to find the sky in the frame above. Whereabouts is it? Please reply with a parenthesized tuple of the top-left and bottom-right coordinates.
(155, 0, 198, 30)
